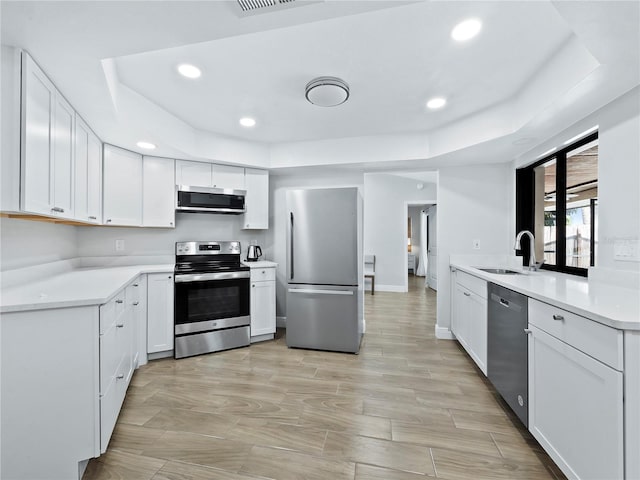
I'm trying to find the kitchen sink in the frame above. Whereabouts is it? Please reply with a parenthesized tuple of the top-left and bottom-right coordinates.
(475, 268, 521, 275)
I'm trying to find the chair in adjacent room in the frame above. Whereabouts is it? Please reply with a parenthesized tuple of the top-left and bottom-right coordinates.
(364, 254, 376, 295)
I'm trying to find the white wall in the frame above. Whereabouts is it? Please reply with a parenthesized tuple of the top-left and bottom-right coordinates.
(364, 174, 437, 292)
(0, 218, 77, 271)
(76, 213, 265, 259)
(436, 163, 513, 335)
(265, 172, 364, 318)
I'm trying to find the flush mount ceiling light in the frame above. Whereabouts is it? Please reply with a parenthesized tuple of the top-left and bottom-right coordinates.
(136, 141, 156, 150)
(177, 64, 201, 79)
(239, 117, 256, 127)
(426, 97, 447, 110)
(305, 77, 350, 107)
(451, 18, 482, 42)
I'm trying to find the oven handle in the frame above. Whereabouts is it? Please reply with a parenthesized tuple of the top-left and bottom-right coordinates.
(288, 288, 354, 296)
(174, 271, 250, 283)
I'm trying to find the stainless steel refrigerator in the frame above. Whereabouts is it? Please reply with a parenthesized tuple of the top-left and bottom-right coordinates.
(286, 187, 364, 353)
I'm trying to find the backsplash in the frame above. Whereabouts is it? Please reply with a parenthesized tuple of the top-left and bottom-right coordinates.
(76, 212, 266, 260)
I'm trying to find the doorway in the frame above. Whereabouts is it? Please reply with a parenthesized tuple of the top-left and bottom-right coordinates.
(405, 202, 436, 292)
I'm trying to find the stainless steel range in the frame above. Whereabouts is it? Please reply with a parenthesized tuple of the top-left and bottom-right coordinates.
(174, 241, 251, 359)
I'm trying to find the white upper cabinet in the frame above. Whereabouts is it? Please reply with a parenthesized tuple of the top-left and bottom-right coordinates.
(103, 145, 142, 226)
(74, 115, 102, 224)
(21, 53, 55, 216)
(175, 160, 211, 187)
(243, 168, 269, 229)
(175, 160, 245, 190)
(52, 93, 75, 218)
(211, 164, 245, 190)
(143, 156, 175, 228)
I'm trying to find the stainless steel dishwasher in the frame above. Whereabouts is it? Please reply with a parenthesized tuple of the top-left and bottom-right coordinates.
(487, 283, 529, 427)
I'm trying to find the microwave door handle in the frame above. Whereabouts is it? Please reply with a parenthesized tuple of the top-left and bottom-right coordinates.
(290, 212, 294, 280)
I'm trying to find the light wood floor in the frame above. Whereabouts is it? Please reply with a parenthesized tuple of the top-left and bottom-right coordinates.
(84, 275, 565, 480)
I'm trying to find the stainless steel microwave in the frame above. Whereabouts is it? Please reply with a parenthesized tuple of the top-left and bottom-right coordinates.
(176, 185, 246, 214)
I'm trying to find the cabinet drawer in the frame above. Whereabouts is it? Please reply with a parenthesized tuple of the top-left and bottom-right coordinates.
(456, 270, 487, 299)
(529, 298, 623, 370)
(250, 267, 275, 282)
(99, 322, 126, 395)
(99, 356, 127, 453)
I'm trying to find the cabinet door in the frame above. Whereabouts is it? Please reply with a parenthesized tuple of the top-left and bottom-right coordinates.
(468, 293, 487, 375)
(212, 164, 245, 190)
(74, 115, 90, 221)
(452, 283, 470, 350)
(147, 273, 174, 353)
(143, 156, 175, 228)
(133, 275, 148, 367)
(21, 53, 54, 215)
(175, 160, 211, 187)
(86, 129, 102, 223)
(243, 168, 269, 229)
(51, 92, 74, 218)
(250, 281, 276, 337)
(529, 325, 624, 480)
(103, 145, 142, 226)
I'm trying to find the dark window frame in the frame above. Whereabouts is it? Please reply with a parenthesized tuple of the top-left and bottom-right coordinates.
(516, 131, 598, 277)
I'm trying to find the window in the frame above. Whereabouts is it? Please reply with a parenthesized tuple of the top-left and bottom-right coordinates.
(516, 131, 598, 276)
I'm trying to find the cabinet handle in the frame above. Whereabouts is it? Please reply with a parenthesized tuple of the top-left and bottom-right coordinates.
(133, 301, 139, 306)
(252, 284, 256, 288)
(116, 299, 123, 304)
(170, 222, 173, 226)
(524, 328, 532, 335)
(88, 216, 97, 220)
(168, 275, 172, 279)
(116, 374, 124, 380)
(116, 323, 124, 328)
(246, 224, 249, 227)
(51, 207, 64, 213)
(106, 219, 112, 223)
(133, 283, 139, 287)
(463, 291, 471, 297)
(552, 314, 564, 321)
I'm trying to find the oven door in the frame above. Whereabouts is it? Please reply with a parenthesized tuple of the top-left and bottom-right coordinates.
(174, 272, 250, 335)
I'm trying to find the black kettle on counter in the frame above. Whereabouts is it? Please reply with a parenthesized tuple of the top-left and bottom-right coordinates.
(247, 243, 262, 262)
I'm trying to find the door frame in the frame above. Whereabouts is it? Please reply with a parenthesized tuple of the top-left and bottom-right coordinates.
(404, 201, 436, 292)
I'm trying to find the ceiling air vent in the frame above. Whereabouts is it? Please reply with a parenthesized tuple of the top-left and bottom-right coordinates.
(235, 0, 320, 16)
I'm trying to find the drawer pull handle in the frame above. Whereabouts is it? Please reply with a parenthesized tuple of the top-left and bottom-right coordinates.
(88, 215, 97, 220)
(116, 374, 124, 380)
(116, 323, 124, 328)
(133, 301, 139, 306)
(133, 283, 139, 287)
(106, 218, 112, 223)
(524, 328, 532, 335)
(553, 314, 564, 321)
(51, 206, 64, 213)
(463, 292, 471, 297)
(115, 299, 123, 304)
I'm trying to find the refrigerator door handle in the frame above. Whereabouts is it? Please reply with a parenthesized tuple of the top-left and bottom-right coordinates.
(290, 212, 294, 280)
(288, 288, 354, 296)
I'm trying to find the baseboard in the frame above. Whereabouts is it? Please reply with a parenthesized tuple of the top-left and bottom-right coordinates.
(435, 324, 456, 340)
(148, 350, 173, 360)
(376, 284, 407, 293)
(276, 316, 287, 328)
(251, 333, 275, 343)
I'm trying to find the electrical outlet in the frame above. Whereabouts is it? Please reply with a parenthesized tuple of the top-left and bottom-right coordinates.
(115, 239, 125, 252)
(473, 239, 481, 250)
(614, 239, 639, 262)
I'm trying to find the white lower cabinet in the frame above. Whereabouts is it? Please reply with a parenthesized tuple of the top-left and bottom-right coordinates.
(528, 324, 624, 480)
(250, 267, 276, 341)
(147, 272, 175, 353)
(451, 270, 487, 375)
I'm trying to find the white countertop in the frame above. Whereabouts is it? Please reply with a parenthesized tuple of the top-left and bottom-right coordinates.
(0, 264, 174, 313)
(452, 263, 640, 331)
(242, 260, 278, 268)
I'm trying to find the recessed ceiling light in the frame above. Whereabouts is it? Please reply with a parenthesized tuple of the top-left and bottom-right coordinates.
(451, 19, 482, 42)
(239, 117, 256, 127)
(177, 64, 201, 79)
(426, 97, 447, 110)
(136, 141, 156, 150)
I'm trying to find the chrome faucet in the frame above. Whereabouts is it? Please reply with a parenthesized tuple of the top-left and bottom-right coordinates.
(514, 230, 544, 271)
